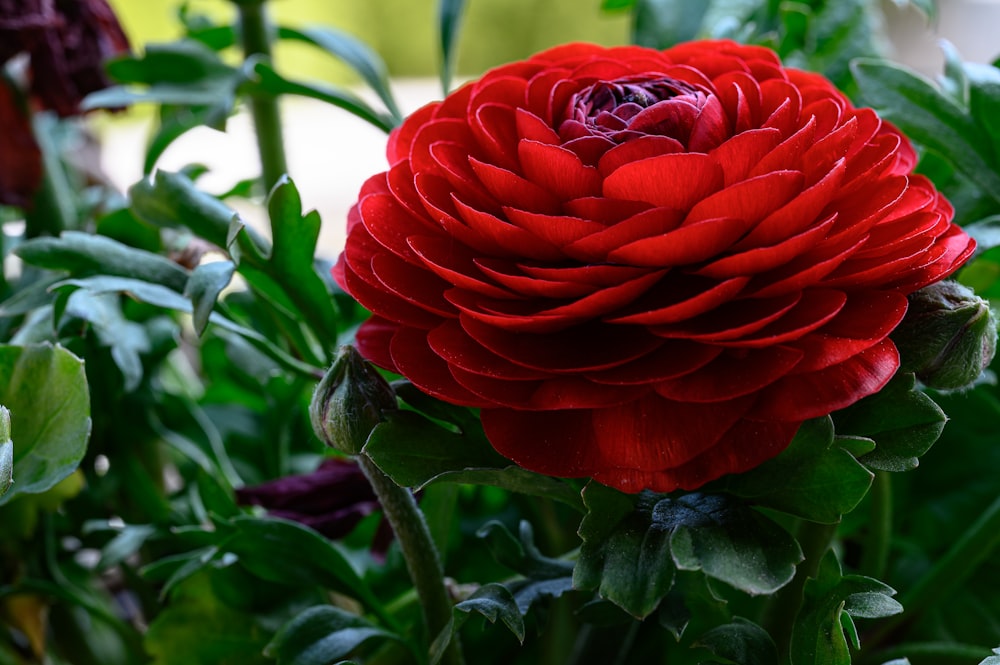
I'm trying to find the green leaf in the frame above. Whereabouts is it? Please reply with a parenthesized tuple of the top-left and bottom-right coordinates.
(62, 290, 151, 391)
(0, 344, 90, 505)
(454, 583, 525, 643)
(265, 178, 339, 345)
(53, 275, 321, 378)
(84, 40, 243, 109)
(476, 520, 575, 580)
(575, 484, 669, 619)
(633, 0, 710, 49)
(791, 550, 902, 665)
(575, 486, 802, 619)
(265, 605, 401, 665)
(425, 467, 583, 510)
(222, 516, 385, 620)
(15, 231, 191, 291)
(185, 261, 235, 337)
(1, 406, 11, 498)
(277, 25, 402, 123)
(438, 0, 466, 94)
(695, 617, 779, 665)
(97, 524, 159, 570)
(363, 409, 511, 487)
(980, 647, 1000, 665)
(250, 63, 395, 133)
(833, 373, 947, 472)
(130, 171, 269, 256)
(723, 417, 873, 523)
(852, 57, 1000, 205)
(665, 494, 802, 595)
(143, 572, 271, 665)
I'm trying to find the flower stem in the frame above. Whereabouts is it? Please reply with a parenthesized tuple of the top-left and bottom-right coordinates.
(236, 0, 288, 191)
(357, 454, 463, 665)
(864, 492, 1000, 650)
(860, 471, 892, 579)
(762, 520, 837, 664)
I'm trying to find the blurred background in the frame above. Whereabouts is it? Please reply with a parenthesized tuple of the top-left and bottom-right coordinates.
(96, 0, 1000, 254)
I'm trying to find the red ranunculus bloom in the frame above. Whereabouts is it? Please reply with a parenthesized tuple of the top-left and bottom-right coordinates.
(334, 41, 974, 493)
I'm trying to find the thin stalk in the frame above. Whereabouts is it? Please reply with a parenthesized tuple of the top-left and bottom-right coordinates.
(860, 471, 892, 579)
(236, 1, 288, 191)
(761, 520, 837, 664)
(357, 454, 463, 665)
(864, 493, 1000, 651)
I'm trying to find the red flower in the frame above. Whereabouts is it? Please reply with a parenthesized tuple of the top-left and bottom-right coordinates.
(334, 41, 974, 493)
(0, 81, 42, 207)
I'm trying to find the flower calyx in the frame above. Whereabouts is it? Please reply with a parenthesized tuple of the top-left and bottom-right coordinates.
(892, 281, 997, 391)
(309, 345, 397, 455)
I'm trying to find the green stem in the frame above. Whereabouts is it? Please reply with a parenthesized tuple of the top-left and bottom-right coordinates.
(762, 520, 837, 664)
(357, 454, 463, 665)
(860, 471, 892, 579)
(236, 1, 288, 191)
(864, 493, 1000, 651)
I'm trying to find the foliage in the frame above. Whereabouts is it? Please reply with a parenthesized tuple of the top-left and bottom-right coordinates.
(2, 0, 999, 664)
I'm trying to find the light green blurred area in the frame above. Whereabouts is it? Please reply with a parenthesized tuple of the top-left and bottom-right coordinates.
(107, 0, 630, 82)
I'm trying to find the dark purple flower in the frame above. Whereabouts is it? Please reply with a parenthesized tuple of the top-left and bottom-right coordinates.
(0, 0, 130, 116)
(0, 79, 42, 207)
(236, 458, 383, 543)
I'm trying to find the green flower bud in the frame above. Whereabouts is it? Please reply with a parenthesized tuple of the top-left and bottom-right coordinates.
(309, 346, 397, 455)
(892, 281, 997, 390)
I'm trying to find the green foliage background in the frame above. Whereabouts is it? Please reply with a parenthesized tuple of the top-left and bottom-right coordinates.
(107, 0, 629, 81)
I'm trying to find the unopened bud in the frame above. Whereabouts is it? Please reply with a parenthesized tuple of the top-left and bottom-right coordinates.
(892, 281, 997, 390)
(309, 346, 397, 454)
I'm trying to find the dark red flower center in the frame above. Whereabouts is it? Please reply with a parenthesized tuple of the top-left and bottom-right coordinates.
(560, 75, 719, 151)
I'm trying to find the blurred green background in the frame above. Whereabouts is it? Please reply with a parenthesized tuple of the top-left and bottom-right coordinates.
(106, 0, 630, 81)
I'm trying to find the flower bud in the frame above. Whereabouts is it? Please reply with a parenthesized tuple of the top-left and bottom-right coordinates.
(892, 281, 997, 390)
(309, 346, 397, 455)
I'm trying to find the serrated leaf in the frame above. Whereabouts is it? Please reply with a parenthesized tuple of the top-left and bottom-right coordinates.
(185, 260, 235, 336)
(575, 487, 799, 619)
(723, 417, 874, 523)
(265, 178, 339, 345)
(695, 617, 779, 665)
(130, 171, 270, 257)
(476, 521, 574, 580)
(363, 409, 511, 488)
(265, 605, 400, 665)
(665, 494, 802, 595)
(791, 550, 902, 665)
(574, 484, 674, 619)
(852, 57, 1000, 205)
(277, 25, 402, 123)
(15, 231, 190, 291)
(0, 344, 90, 505)
(833, 373, 947, 472)
(454, 583, 525, 643)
